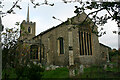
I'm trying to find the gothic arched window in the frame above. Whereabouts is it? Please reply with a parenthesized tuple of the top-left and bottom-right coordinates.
(28, 27, 31, 33)
(30, 45, 38, 59)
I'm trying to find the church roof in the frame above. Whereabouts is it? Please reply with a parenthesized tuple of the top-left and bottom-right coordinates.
(99, 43, 111, 49)
(32, 12, 96, 39)
(32, 21, 66, 39)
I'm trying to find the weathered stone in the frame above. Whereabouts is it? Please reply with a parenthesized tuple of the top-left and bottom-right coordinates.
(100, 43, 111, 64)
(69, 51, 74, 66)
(45, 65, 60, 70)
(109, 64, 113, 68)
(107, 53, 110, 62)
(33, 61, 37, 65)
(104, 64, 107, 70)
(20, 10, 111, 67)
(69, 68, 75, 77)
(38, 63, 42, 67)
(27, 64, 30, 68)
(55, 66, 59, 68)
(45, 67, 50, 70)
(50, 65, 55, 70)
(79, 65, 84, 73)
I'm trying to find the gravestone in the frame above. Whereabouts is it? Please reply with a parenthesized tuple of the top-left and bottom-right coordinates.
(38, 63, 42, 67)
(69, 68, 75, 77)
(107, 53, 110, 62)
(33, 61, 37, 65)
(104, 64, 107, 70)
(79, 64, 84, 74)
(109, 64, 113, 68)
(45, 66, 50, 70)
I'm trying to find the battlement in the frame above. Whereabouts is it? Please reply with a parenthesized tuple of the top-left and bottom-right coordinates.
(22, 20, 36, 25)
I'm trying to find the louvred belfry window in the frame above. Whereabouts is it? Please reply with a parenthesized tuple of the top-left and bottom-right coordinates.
(28, 27, 31, 33)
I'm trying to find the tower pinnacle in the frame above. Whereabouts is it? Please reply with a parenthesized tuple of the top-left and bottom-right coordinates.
(27, 4, 29, 22)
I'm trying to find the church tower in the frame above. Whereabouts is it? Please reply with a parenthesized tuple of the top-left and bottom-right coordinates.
(20, 5, 36, 40)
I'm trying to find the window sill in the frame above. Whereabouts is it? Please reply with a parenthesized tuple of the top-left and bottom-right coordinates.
(58, 54, 64, 56)
(78, 55, 93, 57)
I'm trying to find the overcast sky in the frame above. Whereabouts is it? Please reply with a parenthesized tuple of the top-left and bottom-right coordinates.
(1, 0, 118, 49)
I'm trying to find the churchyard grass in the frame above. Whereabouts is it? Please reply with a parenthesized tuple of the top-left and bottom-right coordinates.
(75, 65, 120, 78)
(42, 67, 69, 78)
(2, 64, 120, 79)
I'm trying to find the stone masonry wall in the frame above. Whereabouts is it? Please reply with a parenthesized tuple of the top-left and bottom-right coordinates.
(30, 13, 105, 66)
(20, 21, 36, 40)
(40, 24, 102, 66)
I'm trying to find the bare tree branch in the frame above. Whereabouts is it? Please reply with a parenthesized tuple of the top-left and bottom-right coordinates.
(52, 16, 64, 22)
(80, 8, 105, 25)
(7, 0, 20, 14)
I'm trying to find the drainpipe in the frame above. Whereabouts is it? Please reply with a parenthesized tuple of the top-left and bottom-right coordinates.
(78, 27, 81, 55)
(40, 36, 42, 63)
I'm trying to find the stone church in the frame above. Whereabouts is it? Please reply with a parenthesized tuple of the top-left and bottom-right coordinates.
(19, 6, 111, 66)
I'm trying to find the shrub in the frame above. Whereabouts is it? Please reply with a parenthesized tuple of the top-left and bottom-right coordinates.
(15, 63, 44, 80)
(109, 50, 119, 61)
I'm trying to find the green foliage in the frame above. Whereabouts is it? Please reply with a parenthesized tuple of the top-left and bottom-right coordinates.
(15, 22, 20, 26)
(15, 63, 44, 80)
(109, 50, 119, 61)
(21, 24, 25, 30)
(106, 66, 120, 72)
(42, 67, 69, 78)
(2, 27, 19, 49)
(2, 27, 31, 69)
(73, 2, 120, 36)
(2, 48, 9, 69)
(3, 65, 120, 79)
(2, 68, 17, 79)
(2, 63, 44, 80)
(76, 65, 120, 78)
(84, 65, 104, 73)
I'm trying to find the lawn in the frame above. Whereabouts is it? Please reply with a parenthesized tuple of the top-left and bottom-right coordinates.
(42, 65, 120, 79)
(75, 65, 120, 78)
(42, 67, 69, 78)
(2, 65, 120, 79)
(2, 67, 69, 79)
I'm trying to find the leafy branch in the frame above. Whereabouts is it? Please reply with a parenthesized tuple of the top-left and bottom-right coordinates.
(30, 0, 54, 8)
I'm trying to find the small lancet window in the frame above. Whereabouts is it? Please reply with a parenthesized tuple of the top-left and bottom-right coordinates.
(28, 27, 31, 33)
(58, 37, 64, 54)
